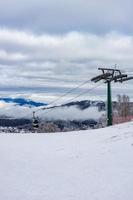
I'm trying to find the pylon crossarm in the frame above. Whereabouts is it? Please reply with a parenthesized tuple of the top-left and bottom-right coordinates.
(112, 74, 127, 82)
(91, 72, 112, 83)
(91, 74, 105, 82)
(120, 76, 133, 82)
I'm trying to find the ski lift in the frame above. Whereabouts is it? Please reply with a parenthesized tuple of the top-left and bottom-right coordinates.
(32, 111, 39, 129)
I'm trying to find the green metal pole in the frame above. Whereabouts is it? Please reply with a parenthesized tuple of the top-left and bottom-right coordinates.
(107, 81, 113, 126)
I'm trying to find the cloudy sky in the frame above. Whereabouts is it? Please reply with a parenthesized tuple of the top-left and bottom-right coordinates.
(0, 0, 133, 104)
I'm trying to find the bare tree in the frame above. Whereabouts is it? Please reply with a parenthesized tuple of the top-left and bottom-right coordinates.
(117, 94, 130, 118)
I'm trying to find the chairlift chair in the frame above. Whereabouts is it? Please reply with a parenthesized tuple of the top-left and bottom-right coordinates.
(32, 111, 39, 129)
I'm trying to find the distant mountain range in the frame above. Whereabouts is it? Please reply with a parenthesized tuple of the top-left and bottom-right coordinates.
(63, 100, 105, 111)
(0, 99, 106, 130)
(0, 97, 47, 107)
(0, 97, 106, 111)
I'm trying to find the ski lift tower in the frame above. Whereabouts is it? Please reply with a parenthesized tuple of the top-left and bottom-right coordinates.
(91, 67, 133, 126)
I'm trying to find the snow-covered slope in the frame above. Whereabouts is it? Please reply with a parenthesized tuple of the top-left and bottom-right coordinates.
(0, 122, 133, 200)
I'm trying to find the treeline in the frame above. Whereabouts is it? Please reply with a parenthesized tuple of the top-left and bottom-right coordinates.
(0, 118, 31, 127)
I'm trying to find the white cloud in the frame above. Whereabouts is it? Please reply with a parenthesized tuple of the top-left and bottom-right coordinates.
(40, 106, 105, 121)
(0, 102, 33, 119)
(0, 0, 132, 34)
(0, 28, 133, 100)
(0, 100, 104, 121)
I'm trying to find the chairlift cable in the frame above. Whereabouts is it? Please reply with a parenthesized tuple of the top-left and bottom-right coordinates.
(39, 82, 103, 117)
(34, 78, 91, 113)
(20, 78, 92, 120)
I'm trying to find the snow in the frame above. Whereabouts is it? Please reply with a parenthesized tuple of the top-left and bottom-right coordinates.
(0, 122, 133, 200)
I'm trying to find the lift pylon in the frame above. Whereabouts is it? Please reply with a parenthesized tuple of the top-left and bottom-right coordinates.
(91, 67, 133, 126)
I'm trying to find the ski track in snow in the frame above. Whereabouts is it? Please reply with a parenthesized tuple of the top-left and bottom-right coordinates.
(0, 122, 133, 200)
